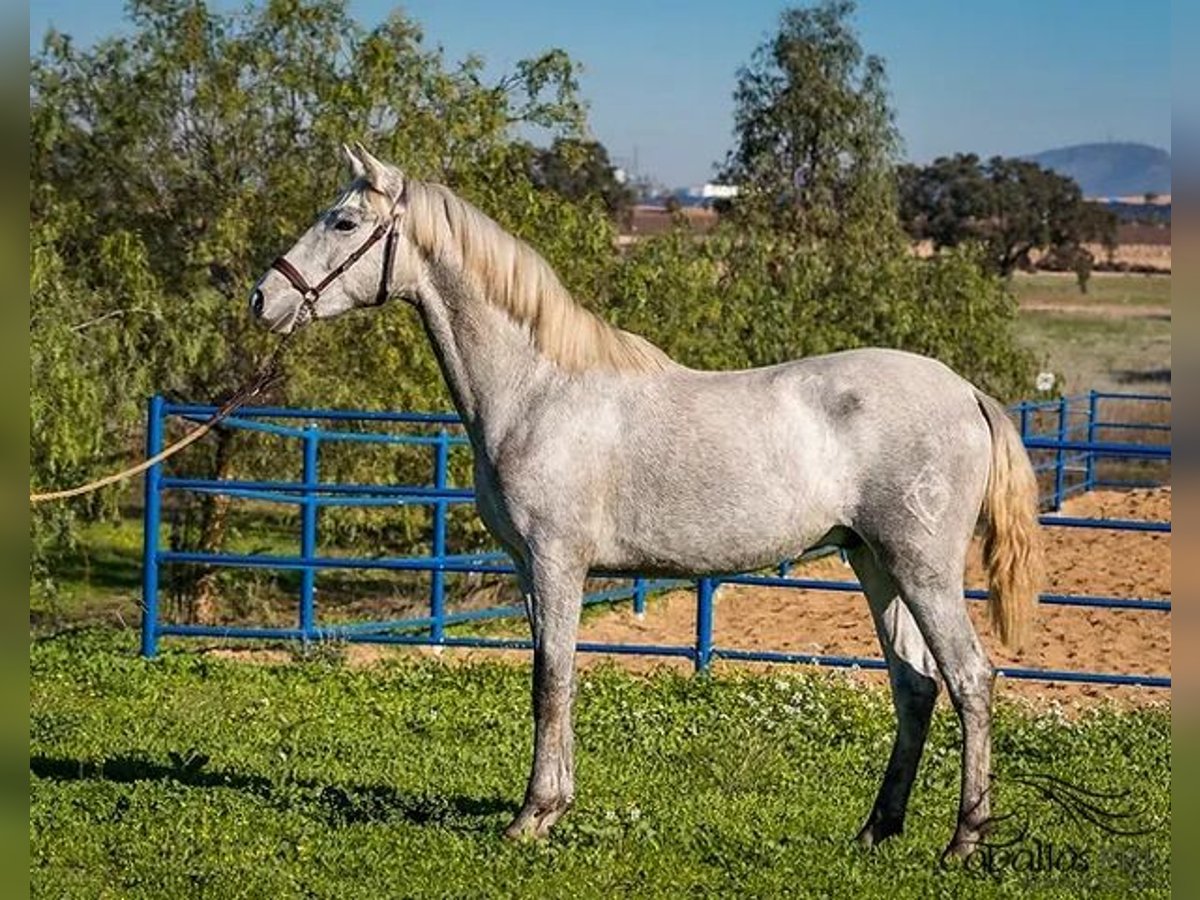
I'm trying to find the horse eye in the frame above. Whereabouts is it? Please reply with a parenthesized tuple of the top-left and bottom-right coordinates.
(334, 218, 358, 232)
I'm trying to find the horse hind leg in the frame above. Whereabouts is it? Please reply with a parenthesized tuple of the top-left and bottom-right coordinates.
(847, 543, 940, 848)
(883, 551, 996, 859)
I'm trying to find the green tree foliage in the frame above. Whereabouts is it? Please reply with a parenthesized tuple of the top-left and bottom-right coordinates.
(720, 0, 900, 242)
(30, 0, 1035, 604)
(30, 215, 167, 593)
(527, 137, 635, 224)
(30, 0, 604, 589)
(608, 227, 1030, 399)
(696, 2, 1031, 392)
(897, 153, 1119, 275)
(32, 0, 593, 417)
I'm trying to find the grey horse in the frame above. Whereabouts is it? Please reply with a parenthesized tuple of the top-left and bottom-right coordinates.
(250, 144, 1043, 858)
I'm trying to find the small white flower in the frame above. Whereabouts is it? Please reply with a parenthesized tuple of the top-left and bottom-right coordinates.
(1036, 371, 1056, 392)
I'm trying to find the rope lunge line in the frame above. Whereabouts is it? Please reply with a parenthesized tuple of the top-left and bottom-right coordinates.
(30, 342, 288, 505)
(34, 182, 400, 505)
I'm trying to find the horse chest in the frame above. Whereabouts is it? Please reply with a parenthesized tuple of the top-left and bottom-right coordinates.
(471, 459, 532, 562)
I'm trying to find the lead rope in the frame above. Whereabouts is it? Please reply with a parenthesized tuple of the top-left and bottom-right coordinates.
(30, 338, 290, 505)
(36, 192, 403, 506)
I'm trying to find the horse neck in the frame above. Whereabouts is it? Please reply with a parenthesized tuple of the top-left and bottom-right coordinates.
(416, 259, 555, 454)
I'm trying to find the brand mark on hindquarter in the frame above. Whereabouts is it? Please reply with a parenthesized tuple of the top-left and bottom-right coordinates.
(904, 460, 948, 534)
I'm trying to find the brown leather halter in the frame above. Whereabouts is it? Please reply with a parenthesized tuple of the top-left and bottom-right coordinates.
(270, 189, 404, 321)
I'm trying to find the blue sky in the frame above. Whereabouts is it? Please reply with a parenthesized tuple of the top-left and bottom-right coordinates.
(29, 0, 1170, 186)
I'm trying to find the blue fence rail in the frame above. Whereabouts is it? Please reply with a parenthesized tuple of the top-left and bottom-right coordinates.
(141, 392, 1171, 689)
(1014, 391, 1170, 509)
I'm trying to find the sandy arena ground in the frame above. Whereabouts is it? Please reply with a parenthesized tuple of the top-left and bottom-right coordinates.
(209, 488, 1170, 711)
(570, 488, 1170, 710)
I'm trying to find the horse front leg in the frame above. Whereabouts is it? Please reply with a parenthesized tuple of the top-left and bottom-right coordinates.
(504, 553, 585, 841)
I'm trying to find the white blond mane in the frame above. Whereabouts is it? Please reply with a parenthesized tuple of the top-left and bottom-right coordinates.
(396, 179, 676, 374)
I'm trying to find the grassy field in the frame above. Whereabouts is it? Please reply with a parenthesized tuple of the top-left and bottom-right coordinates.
(1013, 313, 1171, 396)
(31, 271, 1172, 897)
(31, 630, 1169, 899)
(1010, 273, 1171, 396)
(1010, 272, 1171, 309)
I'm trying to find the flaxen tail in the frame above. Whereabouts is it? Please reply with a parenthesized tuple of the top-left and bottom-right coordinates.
(974, 391, 1044, 650)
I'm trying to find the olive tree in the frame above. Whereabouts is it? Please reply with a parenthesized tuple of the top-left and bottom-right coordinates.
(721, 0, 900, 243)
(30, 0, 604, 611)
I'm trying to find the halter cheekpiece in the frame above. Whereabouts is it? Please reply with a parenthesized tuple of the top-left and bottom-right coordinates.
(270, 185, 405, 321)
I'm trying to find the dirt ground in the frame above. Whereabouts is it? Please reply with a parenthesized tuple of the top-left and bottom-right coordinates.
(912, 240, 1171, 272)
(208, 488, 1170, 712)
(569, 487, 1170, 710)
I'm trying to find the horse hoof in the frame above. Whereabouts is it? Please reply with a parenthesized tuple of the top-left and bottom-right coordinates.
(940, 835, 982, 862)
(502, 800, 570, 841)
(502, 820, 540, 842)
(502, 811, 530, 841)
(855, 816, 903, 849)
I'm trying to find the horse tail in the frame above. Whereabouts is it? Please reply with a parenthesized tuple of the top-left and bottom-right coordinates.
(974, 390, 1043, 650)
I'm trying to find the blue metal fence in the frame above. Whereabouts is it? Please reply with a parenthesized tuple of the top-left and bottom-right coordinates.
(141, 392, 1171, 688)
(1015, 391, 1171, 509)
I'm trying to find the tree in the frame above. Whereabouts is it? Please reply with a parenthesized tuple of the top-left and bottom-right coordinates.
(1072, 248, 1093, 295)
(606, 222, 1033, 401)
(527, 137, 635, 225)
(898, 154, 1118, 276)
(1079, 200, 1119, 263)
(30, 0, 1038, 616)
(30, 0, 598, 608)
(897, 155, 990, 251)
(720, 0, 900, 240)
(700, 3, 1031, 398)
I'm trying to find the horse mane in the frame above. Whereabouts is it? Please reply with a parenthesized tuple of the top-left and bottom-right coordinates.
(397, 179, 676, 375)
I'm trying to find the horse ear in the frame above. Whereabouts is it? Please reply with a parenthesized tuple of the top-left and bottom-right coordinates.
(342, 143, 366, 179)
(353, 142, 404, 201)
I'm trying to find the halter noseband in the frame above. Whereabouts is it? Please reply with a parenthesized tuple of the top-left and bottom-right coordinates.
(270, 187, 405, 322)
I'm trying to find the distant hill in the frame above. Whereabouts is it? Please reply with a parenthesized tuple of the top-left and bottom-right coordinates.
(1025, 142, 1170, 198)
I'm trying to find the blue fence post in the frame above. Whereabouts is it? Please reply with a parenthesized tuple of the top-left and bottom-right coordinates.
(141, 395, 165, 659)
(695, 578, 716, 673)
(430, 429, 450, 644)
(1054, 396, 1068, 510)
(299, 425, 320, 642)
(633, 577, 647, 617)
(133, 400, 1170, 688)
(1017, 401, 1037, 507)
(1085, 390, 1099, 492)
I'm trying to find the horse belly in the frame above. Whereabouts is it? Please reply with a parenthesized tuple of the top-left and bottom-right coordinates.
(601, 453, 839, 575)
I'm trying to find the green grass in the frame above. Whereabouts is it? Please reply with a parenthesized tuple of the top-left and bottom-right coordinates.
(1010, 272, 1171, 308)
(35, 519, 145, 616)
(1009, 273, 1171, 393)
(1015, 311, 1171, 396)
(34, 512, 470, 632)
(33, 513, 636, 641)
(31, 630, 1170, 898)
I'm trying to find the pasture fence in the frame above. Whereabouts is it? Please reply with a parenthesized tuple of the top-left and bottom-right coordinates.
(1016, 391, 1170, 509)
(140, 391, 1171, 688)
